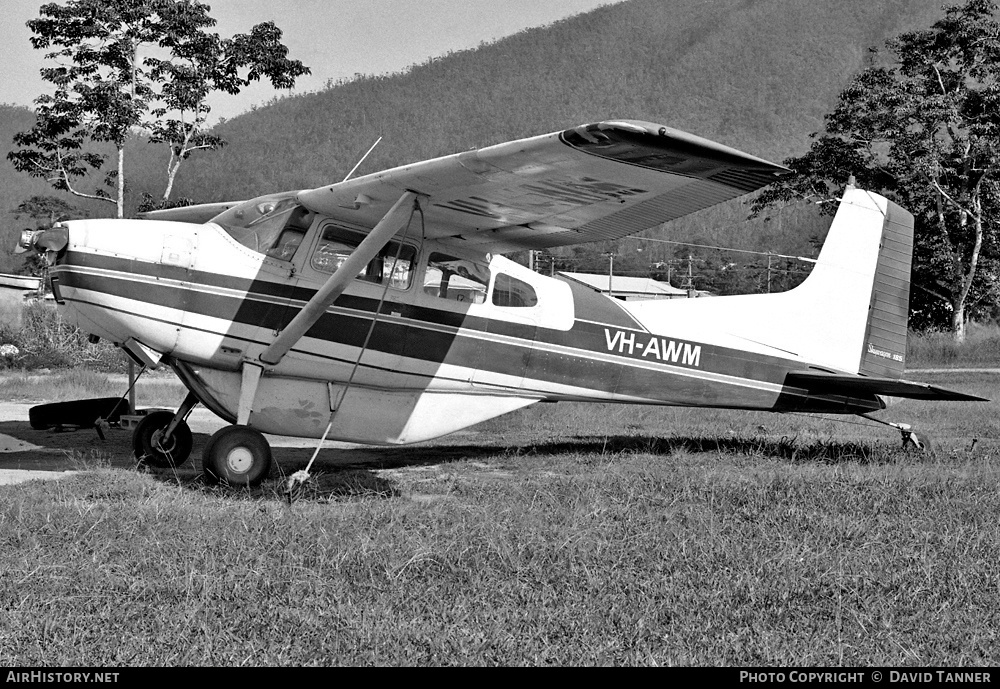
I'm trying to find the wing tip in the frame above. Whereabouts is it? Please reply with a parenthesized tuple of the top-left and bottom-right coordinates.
(565, 120, 791, 177)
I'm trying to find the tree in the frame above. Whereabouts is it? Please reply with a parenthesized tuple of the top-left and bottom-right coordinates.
(751, 0, 1000, 342)
(8, 0, 310, 218)
(145, 8, 310, 204)
(12, 195, 81, 228)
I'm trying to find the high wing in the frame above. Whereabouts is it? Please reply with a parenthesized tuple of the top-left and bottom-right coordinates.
(295, 120, 790, 253)
(138, 201, 242, 224)
(140, 121, 787, 249)
(785, 371, 988, 402)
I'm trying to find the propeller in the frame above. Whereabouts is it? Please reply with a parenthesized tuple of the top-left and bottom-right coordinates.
(16, 226, 68, 255)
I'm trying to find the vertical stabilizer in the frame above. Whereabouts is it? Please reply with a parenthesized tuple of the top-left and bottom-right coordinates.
(622, 187, 916, 378)
(781, 187, 913, 376)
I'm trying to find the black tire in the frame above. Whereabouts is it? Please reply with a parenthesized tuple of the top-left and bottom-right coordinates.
(132, 411, 193, 468)
(202, 425, 272, 487)
(29, 397, 126, 430)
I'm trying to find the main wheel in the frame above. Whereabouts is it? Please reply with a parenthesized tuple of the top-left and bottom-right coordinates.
(132, 411, 193, 468)
(202, 425, 272, 487)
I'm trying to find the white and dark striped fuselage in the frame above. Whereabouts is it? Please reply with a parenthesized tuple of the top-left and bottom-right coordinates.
(48, 201, 892, 445)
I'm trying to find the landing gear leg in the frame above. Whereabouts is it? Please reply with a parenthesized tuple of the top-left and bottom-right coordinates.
(132, 392, 199, 467)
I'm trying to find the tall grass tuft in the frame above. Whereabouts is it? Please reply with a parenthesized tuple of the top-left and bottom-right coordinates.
(0, 369, 129, 403)
(907, 322, 1000, 369)
(0, 301, 125, 372)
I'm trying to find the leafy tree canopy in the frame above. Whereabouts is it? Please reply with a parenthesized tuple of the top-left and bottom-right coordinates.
(752, 0, 1000, 340)
(12, 195, 81, 227)
(8, 0, 310, 216)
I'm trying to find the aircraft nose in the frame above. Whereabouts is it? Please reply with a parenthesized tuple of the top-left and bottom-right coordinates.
(17, 224, 69, 255)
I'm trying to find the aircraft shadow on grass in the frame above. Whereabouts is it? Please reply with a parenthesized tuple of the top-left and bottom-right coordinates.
(479, 434, 918, 465)
(0, 416, 919, 503)
(174, 432, 920, 501)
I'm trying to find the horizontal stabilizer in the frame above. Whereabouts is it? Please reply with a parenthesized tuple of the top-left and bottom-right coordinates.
(785, 371, 988, 402)
(137, 201, 243, 224)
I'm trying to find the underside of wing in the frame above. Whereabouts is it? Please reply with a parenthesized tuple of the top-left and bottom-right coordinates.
(785, 371, 988, 402)
(296, 120, 789, 253)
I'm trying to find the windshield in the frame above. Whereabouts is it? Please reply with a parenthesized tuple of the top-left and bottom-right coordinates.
(209, 192, 313, 258)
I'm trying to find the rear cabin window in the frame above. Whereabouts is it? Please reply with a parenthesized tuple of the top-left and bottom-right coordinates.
(311, 224, 415, 289)
(424, 252, 490, 304)
(492, 273, 538, 307)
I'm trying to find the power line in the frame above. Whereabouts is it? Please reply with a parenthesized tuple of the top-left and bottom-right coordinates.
(629, 235, 817, 263)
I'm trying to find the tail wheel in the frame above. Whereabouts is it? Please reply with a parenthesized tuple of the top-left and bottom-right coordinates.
(202, 425, 272, 487)
(132, 410, 193, 468)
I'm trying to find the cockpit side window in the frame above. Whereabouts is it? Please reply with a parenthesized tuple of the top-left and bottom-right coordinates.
(264, 205, 313, 261)
(266, 228, 306, 261)
(311, 224, 415, 289)
(424, 252, 490, 304)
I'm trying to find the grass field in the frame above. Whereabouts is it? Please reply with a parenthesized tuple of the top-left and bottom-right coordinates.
(1, 370, 998, 665)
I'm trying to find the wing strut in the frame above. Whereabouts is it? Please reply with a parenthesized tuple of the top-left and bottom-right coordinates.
(259, 190, 421, 366)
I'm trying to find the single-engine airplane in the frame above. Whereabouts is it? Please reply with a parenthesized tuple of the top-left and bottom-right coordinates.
(19, 120, 985, 485)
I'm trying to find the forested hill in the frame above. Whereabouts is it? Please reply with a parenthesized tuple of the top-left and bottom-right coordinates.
(3, 0, 953, 279)
(157, 0, 945, 191)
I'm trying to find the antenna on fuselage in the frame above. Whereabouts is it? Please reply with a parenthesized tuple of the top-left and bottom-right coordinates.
(342, 137, 383, 182)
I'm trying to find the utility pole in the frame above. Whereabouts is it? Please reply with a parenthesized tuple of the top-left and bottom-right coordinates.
(603, 252, 616, 297)
(680, 254, 694, 296)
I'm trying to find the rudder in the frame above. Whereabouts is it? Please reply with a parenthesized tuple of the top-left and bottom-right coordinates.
(858, 198, 913, 378)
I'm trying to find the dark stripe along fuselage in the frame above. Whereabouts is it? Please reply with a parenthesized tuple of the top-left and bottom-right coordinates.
(53, 250, 879, 413)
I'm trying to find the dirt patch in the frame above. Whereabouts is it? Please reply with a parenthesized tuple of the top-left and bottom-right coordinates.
(0, 402, 145, 478)
(0, 432, 45, 453)
(0, 469, 79, 486)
